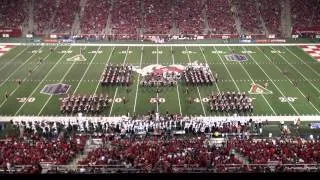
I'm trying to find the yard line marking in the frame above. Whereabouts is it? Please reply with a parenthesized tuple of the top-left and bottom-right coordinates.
(184, 46, 206, 116)
(37, 46, 87, 116)
(156, 91, 159, 113)
(156, 46, 159, 64)
(256, 46, 320, 114)
(14, 46, 73, 115)
(236, 46, 277, 115)
(93, 47, 115, 94)
(0, 46, 29, 73)
(109, 46, 130, 116)
(284, 46, 320, 78)
(212, 46, 240, 92)
(171, 46, 182, 115)
(0, 46, 44, 89)
(156, 46, 159, 113)
(199, 47, 221, 93)
(269, 46, 320, 94)
(72, 46, 102, 95)
(0, 47, 58, 109)
(109, 87, 118, 116)
(133, 47, 143, 114)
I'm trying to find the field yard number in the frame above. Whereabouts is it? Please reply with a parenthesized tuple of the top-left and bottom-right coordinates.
(194, 98, 210, 103)
(241, 50, 256, 54)
(152, 50, 163, 54)
(60, 50, 72, 54)
(150, 98, 165, 103)
(119, 51, 132, 54)
(211, 51, 225, 54)
(106, 98, 124, 103)
(182, 51, 196, 54)
(31, 50, 42, 54)
(17, 97, 35, 103)
(279, 97, 297, 102)
(114, 98, 122, 103)
(89, 50, 103, 54)
(271, 50, 285, 54)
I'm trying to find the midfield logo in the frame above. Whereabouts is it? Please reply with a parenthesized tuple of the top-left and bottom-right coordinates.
(248, 83, 272, 94)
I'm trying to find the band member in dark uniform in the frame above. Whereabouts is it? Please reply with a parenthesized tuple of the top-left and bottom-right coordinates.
(123, 96, 127, 104)
(188, 96, 192, 104)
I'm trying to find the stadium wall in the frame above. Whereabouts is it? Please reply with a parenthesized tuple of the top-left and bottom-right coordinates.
(0, 115, 319, 123)
(1, 43, 320, 47)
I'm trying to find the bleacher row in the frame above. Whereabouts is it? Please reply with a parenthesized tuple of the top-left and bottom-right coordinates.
(1, 0, 319, 37)
(0, 118, 318, 173)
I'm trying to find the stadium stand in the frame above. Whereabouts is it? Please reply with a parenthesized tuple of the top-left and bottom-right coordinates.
(231, 137, 320, 164)
(174, 0, 205, 35)
(0, 117, 318, 173)
(80, 0, 110, 34)
(111, 0, 141, 40)
(51, 0, 80, 33)
(1, 0, 320, 175)
(206, 0, 236, 34)
(1, 0, 320, 38)
(233, 0, 264, 34)
(258, 0, 281, 36)
(0, 0, 27, 28)
(143, 0, 174, 35)
(291, 0, 315, 30)
(33, 0, 58, 34)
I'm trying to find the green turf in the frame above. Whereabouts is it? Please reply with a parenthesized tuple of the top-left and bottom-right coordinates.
(0, 45, 319, 117)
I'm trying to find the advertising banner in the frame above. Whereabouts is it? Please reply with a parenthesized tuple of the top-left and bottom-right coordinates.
(0, 28, 21, 37)
(268, 34, 275, 38)
(43, 39, 58, 43)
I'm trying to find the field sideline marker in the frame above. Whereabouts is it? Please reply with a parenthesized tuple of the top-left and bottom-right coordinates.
(3, 42, 320, 47)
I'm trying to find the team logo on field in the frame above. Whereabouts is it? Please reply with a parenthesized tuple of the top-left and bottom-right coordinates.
(67, 54, 86, 62)
(133, 64, 185, 79)
(248, 83, 272, 94)
(41, 83, 71, 95)
(224, 54, 248, 62)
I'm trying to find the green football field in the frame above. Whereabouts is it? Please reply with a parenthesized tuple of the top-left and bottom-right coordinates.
(0, 44, 320, 117)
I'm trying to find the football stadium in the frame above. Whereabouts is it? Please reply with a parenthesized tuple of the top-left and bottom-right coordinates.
(0, 0, 320, 174)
